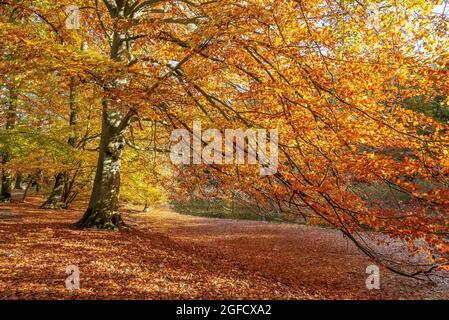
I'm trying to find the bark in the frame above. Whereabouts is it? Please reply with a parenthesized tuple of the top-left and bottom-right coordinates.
(22, 180, 31, 202)
(0, 151, 12, 202)
(14, 172, 24, 190)
(40, 172, 66, 209)
(0, 84, 17, 202)
(0, 164, 12, 202)
(63, 190, 78, 208)
(76, 99, 133, 230)
(61, 167, 79, 208)
(22, 172, 40, 202)
(76, 6, 137, 229)
(67, 77, 78, 148)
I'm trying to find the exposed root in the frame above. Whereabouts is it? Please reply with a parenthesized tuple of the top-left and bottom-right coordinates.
(75, 207, 127, 231)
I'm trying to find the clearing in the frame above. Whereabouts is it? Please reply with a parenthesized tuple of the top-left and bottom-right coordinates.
(0, 197, 448, 299)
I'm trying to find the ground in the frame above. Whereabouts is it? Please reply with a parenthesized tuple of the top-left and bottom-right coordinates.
(1, 197, 448, 299)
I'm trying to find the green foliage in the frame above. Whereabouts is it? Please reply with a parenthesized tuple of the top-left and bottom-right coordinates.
(401, 95, 449, 124)
(173, 199, 283, 222)
(0, 128, 76, 167)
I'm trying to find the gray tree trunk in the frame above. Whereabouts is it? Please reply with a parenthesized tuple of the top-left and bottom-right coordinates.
(14, 172, 24, 190)
(0, 84, 17, 202)
(0, 161, 12, 202)
(76, 99, 130, 229)
(41, 172, 66, 209)
(76, 5, 139, 229)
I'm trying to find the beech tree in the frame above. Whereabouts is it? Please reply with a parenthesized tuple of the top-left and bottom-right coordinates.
(1, 0, 449, 277)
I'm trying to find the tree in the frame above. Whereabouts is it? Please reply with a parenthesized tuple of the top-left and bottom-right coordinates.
(72, 0, 237, 229)
(0, 4, 19, 202)
(2, 0, 449, 277)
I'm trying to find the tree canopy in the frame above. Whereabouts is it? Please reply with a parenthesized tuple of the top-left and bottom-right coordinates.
(1, 0, 449, 277)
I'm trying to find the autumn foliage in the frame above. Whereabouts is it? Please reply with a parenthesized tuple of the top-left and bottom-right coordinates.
(1, 0, 449, 279)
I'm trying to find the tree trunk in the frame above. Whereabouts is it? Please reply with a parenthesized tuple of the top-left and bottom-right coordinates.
(22, 180, 31, 202)
(0, 163, 12, 202)
(67, 76, 78, 147)
(14, 172, 24, 190)
(41, 172, 66, 209)
(76, 100, 129, 230)
(76, 15, 135, 229)
(0, 84, 17, 202)
(61, 167, 80, 208)
(22, 172, 39, 202)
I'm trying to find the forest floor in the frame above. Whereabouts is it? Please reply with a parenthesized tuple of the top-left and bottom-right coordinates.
(1, 196, 449, 300)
